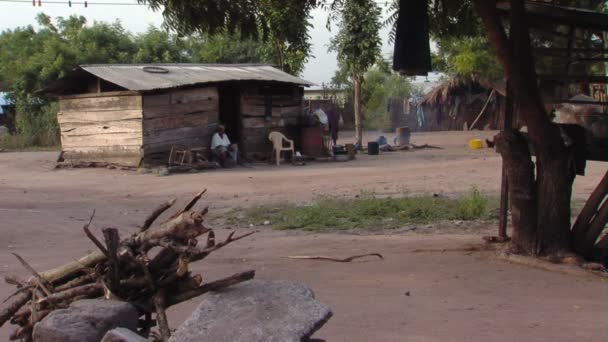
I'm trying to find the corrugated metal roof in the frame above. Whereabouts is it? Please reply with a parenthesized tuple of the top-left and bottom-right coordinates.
(80, 64, 314, 91)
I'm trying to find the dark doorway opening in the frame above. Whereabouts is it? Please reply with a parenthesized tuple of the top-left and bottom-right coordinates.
(218, 83, 242, 147)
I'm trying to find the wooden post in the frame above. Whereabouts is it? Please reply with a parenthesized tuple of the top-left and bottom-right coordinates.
(102, 228, 121, 295)
(498, 80, 514, 239)
(469, 89, 496, 130)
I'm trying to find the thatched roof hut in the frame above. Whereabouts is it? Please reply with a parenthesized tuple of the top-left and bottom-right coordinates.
(404, 76, 506, 132)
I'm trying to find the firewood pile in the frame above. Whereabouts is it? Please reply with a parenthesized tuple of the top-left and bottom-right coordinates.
(0, 189, 255, 341)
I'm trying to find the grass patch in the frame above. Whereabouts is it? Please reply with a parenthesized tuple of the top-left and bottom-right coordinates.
(231, 188, 498, 231)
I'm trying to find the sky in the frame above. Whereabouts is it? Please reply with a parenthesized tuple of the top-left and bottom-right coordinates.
(0, 0, 398, 85)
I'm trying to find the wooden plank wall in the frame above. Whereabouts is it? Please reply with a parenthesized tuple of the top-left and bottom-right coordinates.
(57, 92, 143, 166)
(142, 87, 219, 164)
(240, 86, 303, 157)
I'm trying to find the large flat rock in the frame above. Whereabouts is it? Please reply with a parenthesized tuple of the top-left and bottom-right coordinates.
(33, 299, 139, 342)
(101, 327, 147, 342)
(170, 280, 332, 342)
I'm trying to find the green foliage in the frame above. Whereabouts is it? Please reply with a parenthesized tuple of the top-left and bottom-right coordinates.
(231, 188, 496, 231)
(432, 36, 502, 81)
(0, 15, 277, 148)
(361, 63, 413, 129)
(329, 0, 382, 76)
(259, 0, 313, 74)
(133, 27, 185, 63)
(186, 32, 274, 64)
(143, 0, 313, 75)
(329, 58, 414, 130)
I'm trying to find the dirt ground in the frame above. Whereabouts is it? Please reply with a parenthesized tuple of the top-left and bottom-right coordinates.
(0, 131, 606, 341)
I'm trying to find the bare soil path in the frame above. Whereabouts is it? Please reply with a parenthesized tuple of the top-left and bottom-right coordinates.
(0, 131, 605, 341)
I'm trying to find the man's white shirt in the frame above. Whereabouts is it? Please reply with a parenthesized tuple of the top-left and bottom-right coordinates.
(211, 133, 231, 149)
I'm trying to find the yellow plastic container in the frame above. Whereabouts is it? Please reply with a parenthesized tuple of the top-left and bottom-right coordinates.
(468, 139, 484, 150)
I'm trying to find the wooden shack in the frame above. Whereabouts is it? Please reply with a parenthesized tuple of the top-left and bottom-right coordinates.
(46, 64, 313, 166)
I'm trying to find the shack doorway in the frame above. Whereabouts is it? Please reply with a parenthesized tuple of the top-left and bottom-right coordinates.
(218, 84, 242, 147)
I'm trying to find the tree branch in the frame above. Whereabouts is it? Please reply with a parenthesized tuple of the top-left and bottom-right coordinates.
(154, 289, 171, 341)
(0, 290, 31, 328)
(12, 253, 54, 296)
(166, 270, 255, 307)
(142, 198, 176, 232)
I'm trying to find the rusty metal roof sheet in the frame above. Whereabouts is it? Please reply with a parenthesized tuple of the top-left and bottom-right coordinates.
(79, 64, 314, 91)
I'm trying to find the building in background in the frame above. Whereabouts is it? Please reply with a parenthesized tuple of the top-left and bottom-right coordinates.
(45, 64, 313, 166)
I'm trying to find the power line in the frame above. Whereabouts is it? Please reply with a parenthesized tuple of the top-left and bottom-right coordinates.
(0, 0, 144, 6)
(0, 0, 395, 6)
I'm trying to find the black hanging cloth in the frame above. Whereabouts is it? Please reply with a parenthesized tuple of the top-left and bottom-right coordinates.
(393, 0, 432, 76)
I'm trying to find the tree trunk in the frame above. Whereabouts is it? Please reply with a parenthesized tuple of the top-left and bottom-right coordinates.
(496, 130, 537, 254)
(353, 72, 363, 147)
(473, 0, 577, 257)
(535, 150, 575, 255)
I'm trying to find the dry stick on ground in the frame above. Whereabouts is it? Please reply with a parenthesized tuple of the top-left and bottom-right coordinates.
(103, 228, 121, 295)
(83, 209, 109, 257)
(42, 209, 209, 283)
(12, 253, 54, 297)
(3, 191, 256, 339)
(83, 226, 108, 257)
(142, 198, 177, 232)
(0, 291, 31, 328)
(2, 286, 33, 304)
(169, 189, 207, 220)
(54, 272, 98, 292)
(11, 307, 51, 341)
(154, 289, 171, 341)
(42, 192, 210, 284)
(154, 231, 255, 287)
(167, 270, 255, 306)
(36, 283, 103, 306)
(188, 231, 256, 262)
(155, 231, 255, 261)
(287, 253, 384, 262)
(39, 250, 106, 284)
(4, 276, 27, 287)
(132, 210, 211, 251)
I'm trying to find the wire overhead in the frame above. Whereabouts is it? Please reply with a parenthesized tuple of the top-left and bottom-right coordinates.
(0, 0, 144, 6)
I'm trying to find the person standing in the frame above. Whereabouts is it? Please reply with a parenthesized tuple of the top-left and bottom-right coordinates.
(326, 109, 340, 145)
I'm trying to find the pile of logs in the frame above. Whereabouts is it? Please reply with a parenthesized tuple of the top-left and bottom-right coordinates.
(0, 190, 255, 341)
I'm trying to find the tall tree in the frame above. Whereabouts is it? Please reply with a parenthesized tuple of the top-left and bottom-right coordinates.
(362, 62, 413, 129)
(432, 36, 503, 81)
(185, 32, 274, 64)
(467, 0, 605, 256)
(330, 0, 382, 147)
(0, 14, 276, 147)
(142, 0, 313, 75)
(133, 27, 187, 63)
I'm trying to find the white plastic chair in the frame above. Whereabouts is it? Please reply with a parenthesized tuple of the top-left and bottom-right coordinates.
(268, 131, 295, 166)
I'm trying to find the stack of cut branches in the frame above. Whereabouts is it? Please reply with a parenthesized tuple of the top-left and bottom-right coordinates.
(0, 190, 255, 341)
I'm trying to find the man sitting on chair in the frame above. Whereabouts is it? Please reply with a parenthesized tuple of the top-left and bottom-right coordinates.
(211, 125, 238, 166)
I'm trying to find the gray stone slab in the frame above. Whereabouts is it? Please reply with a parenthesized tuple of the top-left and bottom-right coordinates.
(169, 280, 332, 342)
(33, 299, 139, 342)
(101, 327, 148, 342)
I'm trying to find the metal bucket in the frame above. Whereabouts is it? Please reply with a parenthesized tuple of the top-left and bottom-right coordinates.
(395, 126, 411, 146)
